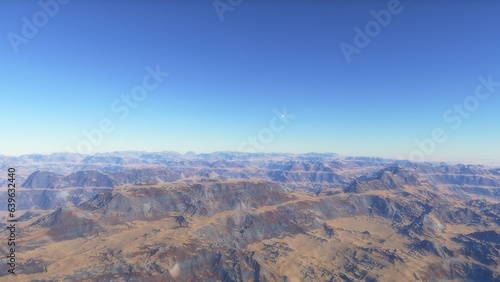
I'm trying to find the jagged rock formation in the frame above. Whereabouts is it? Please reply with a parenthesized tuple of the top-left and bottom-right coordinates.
(22, 170, 113, 188)
(345, 166, 420, 193)
(63, 170, 114, 187)
(267, 161, 347, 184)
(37, 204, 102, 241)
(410, 239, 454, 258)
(420, 261, 498, 281)
(453, 231, 500, 266)
(0, 187, 112, 210)
(22, 171, 63, 188)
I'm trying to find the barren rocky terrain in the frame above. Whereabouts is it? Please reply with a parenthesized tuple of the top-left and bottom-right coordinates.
(0, 152, 499, 281)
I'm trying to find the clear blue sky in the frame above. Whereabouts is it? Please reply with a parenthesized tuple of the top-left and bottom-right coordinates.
(1, 0, 499, 162)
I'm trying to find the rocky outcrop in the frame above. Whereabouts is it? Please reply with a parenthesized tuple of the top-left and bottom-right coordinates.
(449, 186, 500, 198)
(453, 231, 500, 266)
(22, 170, 113, 188)
(79, 191, 114, 210)
(22, 171, 63, 188)
(38, 204, 102, 241)
(345, 166, 420, 193)
(23, 168, 179, 188)
(267, 161, 347, 184)
(426, 174, 498, 187)
(410, 239, 454, 258)
(0, 187, 112, 210)
(189, 182, 294, 216)
(64, 170, 114, 187)
(111, 168, 181, 185)
(76, 182, 295, 225)
(419, 261, 498, 281)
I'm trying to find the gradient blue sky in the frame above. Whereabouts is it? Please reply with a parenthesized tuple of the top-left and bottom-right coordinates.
(1, 0, 499, 161)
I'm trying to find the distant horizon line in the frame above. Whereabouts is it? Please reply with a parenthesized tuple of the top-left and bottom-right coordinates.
(1, 150, 500, 166)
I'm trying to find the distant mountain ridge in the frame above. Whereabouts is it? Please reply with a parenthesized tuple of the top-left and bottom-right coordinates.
(3, 151, 497, 193)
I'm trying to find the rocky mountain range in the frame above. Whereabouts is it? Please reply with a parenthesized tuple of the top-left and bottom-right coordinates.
(0, 152, 499, 281)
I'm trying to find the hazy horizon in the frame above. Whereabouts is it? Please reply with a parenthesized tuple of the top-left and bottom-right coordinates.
(2, 150, 500, 166)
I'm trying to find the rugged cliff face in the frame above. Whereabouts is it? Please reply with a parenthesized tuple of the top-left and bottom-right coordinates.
(345, 166, 421, 193)
(21, 170, 113, 188)
(0, 187, 112, 210)
(22, 171, 63, 189)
